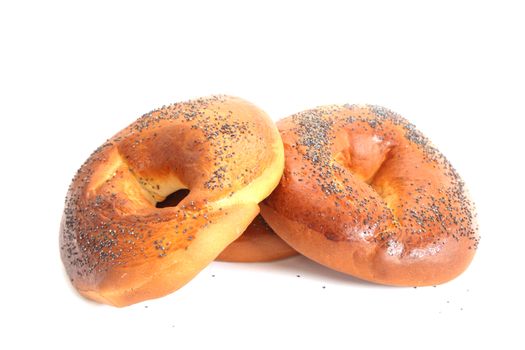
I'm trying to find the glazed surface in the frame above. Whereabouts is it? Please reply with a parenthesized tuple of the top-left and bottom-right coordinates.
(261, 105, 478, 286)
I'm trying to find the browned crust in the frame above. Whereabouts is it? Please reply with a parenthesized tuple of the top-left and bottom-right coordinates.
(216, 215, 297, 262)
(261, 105, 479, 286)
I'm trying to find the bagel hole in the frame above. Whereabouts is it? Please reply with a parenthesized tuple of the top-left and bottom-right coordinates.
(156, 189, 190, 208)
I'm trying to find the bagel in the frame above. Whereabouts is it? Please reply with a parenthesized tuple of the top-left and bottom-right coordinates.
(216, 215, 297, 262)
(60, 95, 284, 306)
(260, 104, 479, 286)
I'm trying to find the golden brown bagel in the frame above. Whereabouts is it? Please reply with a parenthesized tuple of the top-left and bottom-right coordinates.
(260, 105, 479, 286)
(60, 95, 284, 306)
(216, 215, 297, 262)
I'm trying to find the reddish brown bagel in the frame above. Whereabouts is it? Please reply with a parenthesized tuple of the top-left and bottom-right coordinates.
(216, 215, 297, 262)
(60, 95, 284, 306)
(260, 104, 479, 286)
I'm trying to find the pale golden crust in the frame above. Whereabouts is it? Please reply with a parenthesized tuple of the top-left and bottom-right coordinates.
(60, 95, 284, 306)
(216, 215, 297, 262)
(261, 105, 478, 286)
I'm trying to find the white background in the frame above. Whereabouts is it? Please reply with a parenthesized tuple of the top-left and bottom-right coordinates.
(1, 1, 523, 349)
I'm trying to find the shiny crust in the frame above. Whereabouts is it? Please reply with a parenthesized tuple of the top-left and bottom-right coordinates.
(261, 105, 479, 286)
(216, 215, 297, 262)
(60, 95, 284, 306)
